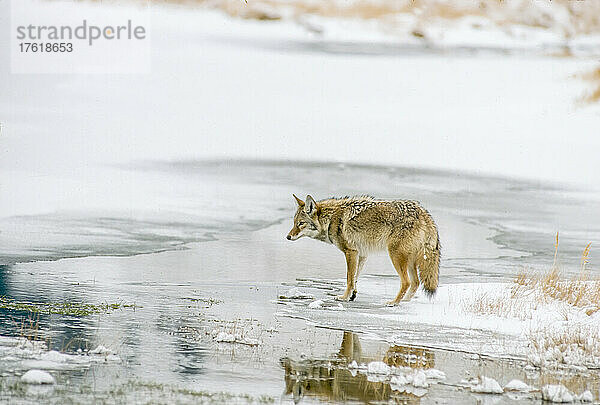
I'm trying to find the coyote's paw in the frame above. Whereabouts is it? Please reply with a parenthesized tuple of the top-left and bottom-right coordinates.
(349, 290, 357, 302)
(385, 300, 399, 306)
(335, 294, 350, 302)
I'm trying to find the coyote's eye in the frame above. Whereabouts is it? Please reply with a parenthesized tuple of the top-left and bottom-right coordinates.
(297, 221, 306, 226)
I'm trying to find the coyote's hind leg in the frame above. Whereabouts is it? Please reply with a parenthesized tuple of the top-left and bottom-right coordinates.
(403, 258, 419, 301)
(386, 244, 410, 306)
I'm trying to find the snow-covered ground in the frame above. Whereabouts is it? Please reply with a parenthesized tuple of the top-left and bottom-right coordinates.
(1, 0, 599, 263)
(279, 275, 600, 371)
(1, 1, 600, 190)
(205, 0, 600, 55)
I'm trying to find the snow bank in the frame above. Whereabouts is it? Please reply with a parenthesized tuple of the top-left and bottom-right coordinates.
(21, 369, 55, 385)
(351, 280, 600, 368)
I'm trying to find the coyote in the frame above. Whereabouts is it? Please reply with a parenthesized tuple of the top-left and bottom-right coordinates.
(286, 195, 440, 305)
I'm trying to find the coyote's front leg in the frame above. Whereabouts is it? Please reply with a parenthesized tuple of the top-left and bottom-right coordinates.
(336, 250, 358, 301)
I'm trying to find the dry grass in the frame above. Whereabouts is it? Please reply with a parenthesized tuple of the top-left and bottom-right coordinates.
(529, 324, 600, 356)
(17, 314, 43, 342)
(149, 0, 600, 38)
(513, 237, 598, 314)
(465, 292, 537, 320)
(464, 235, 600, 368)
(527, 324, 600, 369)
(576, 67, 600, 104)
(465, 234, 597, 319)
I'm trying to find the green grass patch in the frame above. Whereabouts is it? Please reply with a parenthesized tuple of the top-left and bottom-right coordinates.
(0, 296, 138, 316)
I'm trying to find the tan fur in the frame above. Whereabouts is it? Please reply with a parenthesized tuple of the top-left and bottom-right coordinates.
(287, 195, 440, 305)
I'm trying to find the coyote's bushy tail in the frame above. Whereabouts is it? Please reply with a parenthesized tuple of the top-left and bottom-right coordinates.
(418, 230, 440, 298)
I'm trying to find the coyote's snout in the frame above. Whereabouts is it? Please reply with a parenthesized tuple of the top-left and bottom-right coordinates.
(287, 194, 440, 305)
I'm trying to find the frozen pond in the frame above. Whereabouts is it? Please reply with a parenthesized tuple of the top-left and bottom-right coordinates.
(1, 160, 599, 403)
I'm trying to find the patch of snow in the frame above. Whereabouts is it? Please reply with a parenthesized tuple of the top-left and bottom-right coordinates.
(541, 384, 574, 403)
(308, 299, 345, 311)
(308, 299, 323, 309)
(504, 379, 533, 392)
(366, 361, 390, 382)
(578, 390, 594, 402)
(89, 345, 113, 355)
(21, 369, 55, 384)
(366, 361, 390, 375)
(214, 331, 236, 343)
(40, 350, 70, 363)
(423, 368, 446, 380)
(471, 376, 503, 394)
(389, 374, 409, 388)
(347, 360, 359, 377)
(213, 330, 260, 346)
(360, 363, 444, 393)
(88, 345, 121, 362)
(389, 376, 428, 397)
(407, 370, 428, 388)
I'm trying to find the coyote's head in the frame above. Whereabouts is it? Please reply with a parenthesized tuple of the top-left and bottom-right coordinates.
(287, 194, 323, 241)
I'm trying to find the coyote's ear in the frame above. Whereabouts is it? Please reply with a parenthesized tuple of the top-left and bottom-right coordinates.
(305, 195, 317, 215)
(293, 194, 305, 207)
